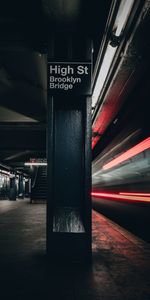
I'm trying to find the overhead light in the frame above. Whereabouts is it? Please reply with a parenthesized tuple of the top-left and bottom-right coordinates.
(92, 45, 117, 108)
(1, 170, 10, 175)
(24, 162, 47, 166)
(102, 137, 150, 170)
(10, 173, 15, 178)
(113, 0, 135, 37)
(92, 0, 135, 109)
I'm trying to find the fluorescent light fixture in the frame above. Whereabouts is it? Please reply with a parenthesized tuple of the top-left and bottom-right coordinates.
(1, 170, 10, 175)
(114, 0, 135, 37)
(92, 45, 117, 108)
(10, 174, 15, 178)
(24, 162, 47, 166)
(92, 0, 135, 109)
(102, 137, 150, 170)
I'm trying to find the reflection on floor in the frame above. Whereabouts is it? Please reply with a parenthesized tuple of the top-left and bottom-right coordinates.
(0, 200, 150, 300)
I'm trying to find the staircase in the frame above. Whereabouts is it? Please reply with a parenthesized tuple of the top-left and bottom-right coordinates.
(31, 166, 47, 203)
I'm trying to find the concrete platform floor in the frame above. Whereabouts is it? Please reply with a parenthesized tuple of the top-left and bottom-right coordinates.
(0, 199, 150, 300)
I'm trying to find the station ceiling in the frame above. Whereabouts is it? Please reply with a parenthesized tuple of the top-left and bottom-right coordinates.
(0, 0, 112, 172)
(0, 0, 150, 175)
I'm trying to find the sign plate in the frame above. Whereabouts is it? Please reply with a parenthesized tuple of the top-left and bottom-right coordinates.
(47, 62, 92, 95)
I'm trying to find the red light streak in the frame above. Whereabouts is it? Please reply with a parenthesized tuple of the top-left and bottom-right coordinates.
(102, 137, 150, 170)
(119, 192, 150, 197)
(91, 191, 150, 203)
(92, 136, 100, 149)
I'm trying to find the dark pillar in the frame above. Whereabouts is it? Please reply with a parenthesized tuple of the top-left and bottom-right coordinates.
(25, 178, 30, 197)
(9, 174, 16, 201)
(18, 174, 24, 199)
(47, 35, 92, 263)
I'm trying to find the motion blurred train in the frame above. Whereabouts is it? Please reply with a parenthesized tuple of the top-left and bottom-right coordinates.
(91, 0, 150, 205)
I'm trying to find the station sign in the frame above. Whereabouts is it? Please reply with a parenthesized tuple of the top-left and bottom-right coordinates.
(47, 62, 92, 95)
(25, 158, 47, 166)
(29, 158, 47, 163)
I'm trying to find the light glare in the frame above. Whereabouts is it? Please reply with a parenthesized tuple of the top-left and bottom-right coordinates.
(24, 162, 47, 166)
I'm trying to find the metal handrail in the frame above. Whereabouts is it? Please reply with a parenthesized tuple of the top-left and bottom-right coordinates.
(32, 167, 39, 189)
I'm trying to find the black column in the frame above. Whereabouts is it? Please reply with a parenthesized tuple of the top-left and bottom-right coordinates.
(9, 174, 16, 201)
(25, 178, 30, 197)
(18, 175, 24, 199)
(47, 34, 92, 263)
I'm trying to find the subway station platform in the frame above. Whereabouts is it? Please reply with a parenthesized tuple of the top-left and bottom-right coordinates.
(0, 200, 150, 300)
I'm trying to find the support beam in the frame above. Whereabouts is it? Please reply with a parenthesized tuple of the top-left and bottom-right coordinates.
(47, 35, 92, 263)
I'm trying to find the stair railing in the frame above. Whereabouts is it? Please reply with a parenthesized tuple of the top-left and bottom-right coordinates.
(32, 166, 39, 189)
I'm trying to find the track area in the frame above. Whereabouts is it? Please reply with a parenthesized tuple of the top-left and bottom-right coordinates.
(92, 193, 150, 243)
